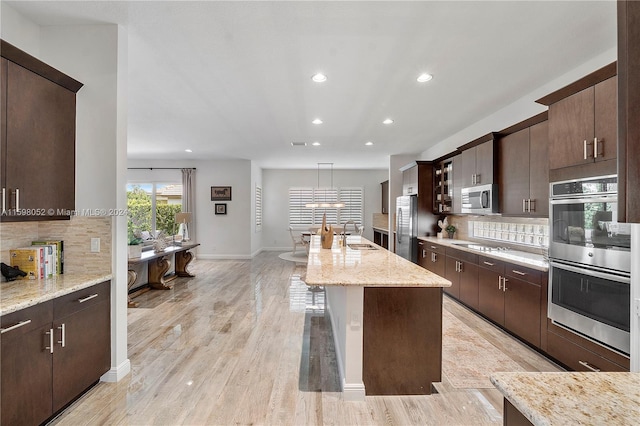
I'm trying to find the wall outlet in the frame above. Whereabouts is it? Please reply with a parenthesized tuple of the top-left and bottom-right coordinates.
(91, 237, 100, 253)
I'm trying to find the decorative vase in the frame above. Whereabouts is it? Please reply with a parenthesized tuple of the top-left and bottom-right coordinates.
(320, 213, 334, 249)
(128, 244, 142, 259)
(448, 231, 455, 239)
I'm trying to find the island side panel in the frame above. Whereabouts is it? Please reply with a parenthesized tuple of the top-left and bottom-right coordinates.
(324, 285, 366, 401)
(363, 286, 442, 395)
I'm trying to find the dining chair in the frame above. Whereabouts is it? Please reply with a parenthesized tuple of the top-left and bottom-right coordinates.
(288, 226, 309, 255)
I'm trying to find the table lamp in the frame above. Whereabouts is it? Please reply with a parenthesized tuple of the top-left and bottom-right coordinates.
(175, 212, 192, 241)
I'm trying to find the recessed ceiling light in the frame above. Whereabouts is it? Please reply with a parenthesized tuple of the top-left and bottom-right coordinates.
(185, 149, 193, 153)
(291, 142, 307, 147)
(311, 73, 327, 83)
(365, 141, 373, 146)
(312, 118, 323, 125)
(383, 118, 394, 125)
(312, 141, 321, 146)
(417, 73, 433, 83)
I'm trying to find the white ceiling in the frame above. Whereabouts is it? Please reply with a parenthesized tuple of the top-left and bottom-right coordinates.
(7, 1, 617, 169)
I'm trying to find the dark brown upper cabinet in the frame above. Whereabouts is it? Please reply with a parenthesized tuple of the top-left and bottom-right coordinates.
(1, 40, 82, 222)
(380, 180, 389, 214)
(457, 133, 497, 188)
(498, 112, 549, 217)
(536, 63, 617, 182)
(618, 0, 640, 223)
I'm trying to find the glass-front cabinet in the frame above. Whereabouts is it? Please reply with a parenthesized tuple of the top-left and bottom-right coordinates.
(433, 159, 453, 213)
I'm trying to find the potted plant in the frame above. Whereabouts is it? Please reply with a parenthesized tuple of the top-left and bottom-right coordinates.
(445, 224, 457, 239)
(128, 233, 143, 258)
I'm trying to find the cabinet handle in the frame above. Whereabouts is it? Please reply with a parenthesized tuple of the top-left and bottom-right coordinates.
(1, 319, 32, 334)
(457, 261, 463, 273)
(433, 253, 437, 263)
(422, 249, 426, 258)
(583, 139, 588, 159)
(498, 276, 503, 290)
(430, 246, 438, 250)
(503, 277, 508, 291)
(2, 188, 5, 212)
(578, 360, 601, 372)
(594, 137, 598, 158)
(476, 174, 480, 184)
(45, 328, 54, 354)
(57, 323, 66, 347)
(78, 293, 99, 303)
(15, 188, 19, 210)
(512, 270, 527, 276)
(522, 199, 527, 213)
(528, 199, 535, 212)
(483, 261, 495, 266)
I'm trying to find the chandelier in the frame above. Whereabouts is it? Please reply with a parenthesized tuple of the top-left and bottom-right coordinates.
(305, 163, 345, 208)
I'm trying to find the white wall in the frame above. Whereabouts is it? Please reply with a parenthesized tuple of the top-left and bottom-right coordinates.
(262, 169, 388, 250)
(0, 4, 40, 56)
(420, 47, 617, 160)
(128, 159, 252, 259)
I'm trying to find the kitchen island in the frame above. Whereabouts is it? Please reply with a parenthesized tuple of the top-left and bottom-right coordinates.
(304, 235, 451, 401)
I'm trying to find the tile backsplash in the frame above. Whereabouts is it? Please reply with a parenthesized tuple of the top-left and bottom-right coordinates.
(471, 220, 549, 248)
(443, 215, 549, 254)
(1, 216, 112, 276)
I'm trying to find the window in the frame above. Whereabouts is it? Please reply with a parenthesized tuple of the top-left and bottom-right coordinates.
(255, 185, 263, 232)
(289, 187, 364, 227)
(127, 183, 183, 241)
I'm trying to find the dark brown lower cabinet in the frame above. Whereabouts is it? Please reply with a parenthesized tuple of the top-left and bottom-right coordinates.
(546, 319, 629, 372)
(445, 248, 479, 309)
(417, 240, 445, 277)
(1, 281, 110, 425)
(1, 301, 54, 426)
(477, 257, 542, 348)
(52, 281, 111, 412)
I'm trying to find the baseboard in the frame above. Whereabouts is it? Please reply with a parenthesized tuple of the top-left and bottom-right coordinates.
(196, 254, 253, 260)
(251, 247, 264, 258)
(342, 381, 366, 401)
(100, 359, 131, 382)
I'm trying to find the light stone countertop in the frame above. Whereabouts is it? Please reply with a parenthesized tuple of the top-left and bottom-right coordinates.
(304, 235, 451, 287)
(418, 236, 549, 272)
(490, 372, 640, 426)
(1, 273, 113, 315)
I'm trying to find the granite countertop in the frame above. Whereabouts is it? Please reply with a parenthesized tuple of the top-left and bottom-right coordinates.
(491, 372, 640, 426)
(304, 235, 451, 288)
(418, 236, 548, 272)
(1, 273, 113, 315)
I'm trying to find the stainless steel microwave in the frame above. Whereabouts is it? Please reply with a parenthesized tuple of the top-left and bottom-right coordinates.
(461, 184, 498, 214)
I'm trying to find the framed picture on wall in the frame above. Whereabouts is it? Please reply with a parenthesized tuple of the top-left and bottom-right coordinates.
(211, 186, 232, 201)
(215, 203, 227, 215)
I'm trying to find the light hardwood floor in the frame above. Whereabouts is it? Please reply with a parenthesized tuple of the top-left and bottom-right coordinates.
(50, 252, 560, 425)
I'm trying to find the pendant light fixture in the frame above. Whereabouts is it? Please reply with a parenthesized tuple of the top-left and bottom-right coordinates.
(305, 163, 345, 208)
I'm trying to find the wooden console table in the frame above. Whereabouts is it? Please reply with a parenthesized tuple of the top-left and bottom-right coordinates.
(127, 243, 199, 307)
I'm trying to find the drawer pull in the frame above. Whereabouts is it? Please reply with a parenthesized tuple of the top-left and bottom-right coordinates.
(57, 323, 66, 347)
(45, 328, 54, 354)
(483, 261, 495, 266)
(430, 246, 438, 249)
(512, 270, 527, 276)
(578, 360, 601, 372)
(78, 293, 99, 303)
(1, 319, 32, 334)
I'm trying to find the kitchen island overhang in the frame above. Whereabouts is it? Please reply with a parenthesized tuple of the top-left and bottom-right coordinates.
(304, 235, 451, 401)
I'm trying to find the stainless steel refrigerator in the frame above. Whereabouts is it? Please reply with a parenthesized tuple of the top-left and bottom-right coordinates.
(396, 195, 418, 263)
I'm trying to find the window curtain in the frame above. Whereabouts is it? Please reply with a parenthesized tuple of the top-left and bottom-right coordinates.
(181, 168, 196, 241)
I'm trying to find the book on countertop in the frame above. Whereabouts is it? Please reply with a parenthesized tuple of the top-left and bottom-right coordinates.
(32, 240, 63, 274)
(10, 247, 45, 279)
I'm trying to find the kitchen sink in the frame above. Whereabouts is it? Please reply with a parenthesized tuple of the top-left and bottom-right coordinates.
(347, 243, 378, 250)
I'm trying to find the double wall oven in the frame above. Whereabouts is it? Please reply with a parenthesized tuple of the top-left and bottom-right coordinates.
(548, 175, 631, 355)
